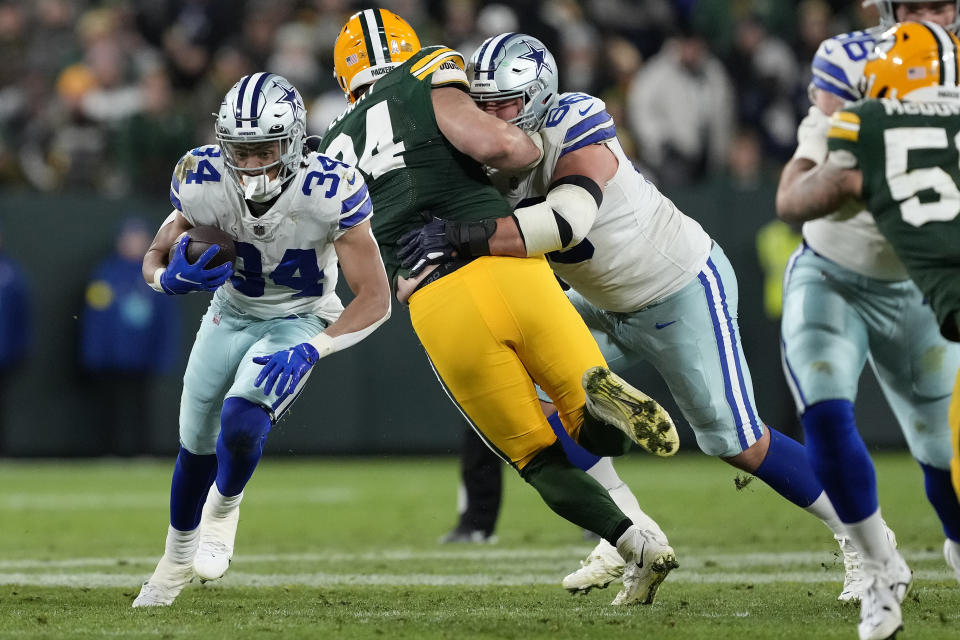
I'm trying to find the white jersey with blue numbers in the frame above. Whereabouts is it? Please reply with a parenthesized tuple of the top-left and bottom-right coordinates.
(804, 28, 909, 281)
(490, 92, 711, 313)
(169, 146, 372, 321)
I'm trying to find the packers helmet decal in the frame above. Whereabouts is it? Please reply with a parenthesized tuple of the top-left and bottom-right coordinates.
(334, 8, 421, 102)
(863, 20, 960, 99)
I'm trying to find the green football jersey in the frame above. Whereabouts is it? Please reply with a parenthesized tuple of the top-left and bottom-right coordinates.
(319, 45, 513, 283)
(827, 98, 960, 340)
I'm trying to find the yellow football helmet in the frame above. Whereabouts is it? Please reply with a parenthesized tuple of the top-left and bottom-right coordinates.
(863, 20, 960, 99)
(333, 8, 421, 102)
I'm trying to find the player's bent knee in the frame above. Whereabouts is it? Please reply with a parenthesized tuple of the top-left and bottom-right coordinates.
(693, 430, 741, 458)
(219, 397, 272, 455)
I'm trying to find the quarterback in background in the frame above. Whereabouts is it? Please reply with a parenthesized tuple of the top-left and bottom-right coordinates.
(132, 73, 391, 607)
(320, 8, 680, 606)
(778, 20, 960, 640)
(399, 31, 866, 601)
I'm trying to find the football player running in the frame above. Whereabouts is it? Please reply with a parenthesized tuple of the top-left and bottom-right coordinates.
(776, 0, 960, 607)
(778, 20, 960, 640)
(398, 32, 867, 601)
(320, 8, 680, 606)
(132, 73, 392, 607)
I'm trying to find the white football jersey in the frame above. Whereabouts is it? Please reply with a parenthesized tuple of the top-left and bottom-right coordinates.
(490, 92, 711, 313)
(803, 28, 909, 281)
(169, 145, 372, 321)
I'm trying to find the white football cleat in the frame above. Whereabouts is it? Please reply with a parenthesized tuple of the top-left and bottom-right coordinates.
(857, 553, 911, 640)
(582, 367, 678, 457)
(132, 555, 194, 607)
(562, 540, 625, 594)
(194, 487, 242, 581)
(944, 539, 960, 585)
(611, 526, 678, 605)
(836, 523, 898, 603)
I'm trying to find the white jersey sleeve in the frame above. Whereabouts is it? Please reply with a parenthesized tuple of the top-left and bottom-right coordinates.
(170, 148, 369, 321)
(803, 28, 909, 281)
(499, 93, 711, 312)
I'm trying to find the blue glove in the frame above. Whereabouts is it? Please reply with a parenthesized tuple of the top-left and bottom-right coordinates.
(252, 343, 320, 398)
(160, 236, 234, 295)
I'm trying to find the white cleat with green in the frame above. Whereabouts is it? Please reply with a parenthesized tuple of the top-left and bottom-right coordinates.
(582, 367, 678, 457)
(563, 539, 625, 594)
(611, 525, 679, 605)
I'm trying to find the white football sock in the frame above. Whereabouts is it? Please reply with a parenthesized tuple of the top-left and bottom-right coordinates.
(207, 484, 244, 517)
(844, 509, 894, 564)
(804, 491, 846, 537)
(587, 457, 667, 541)
(165, 524, 199, 564)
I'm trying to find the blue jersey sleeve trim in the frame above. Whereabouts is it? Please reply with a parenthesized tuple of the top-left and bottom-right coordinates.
(560, 124, 617, 157)
(169, 188, 183, 212)
(812, 76, 857, 101)
(563, 111, 613, 144)
(339, 197, 372, 230)
(341, 183, 369, 213)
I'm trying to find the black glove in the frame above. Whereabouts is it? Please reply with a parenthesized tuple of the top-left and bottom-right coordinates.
(397, 217, 496, 276)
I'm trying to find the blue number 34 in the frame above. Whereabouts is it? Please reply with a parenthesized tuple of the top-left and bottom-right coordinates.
(231, 242, 324, 298)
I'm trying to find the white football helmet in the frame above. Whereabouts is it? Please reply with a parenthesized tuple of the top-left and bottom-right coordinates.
(215, 72, 306, 200)
(467, 33, 559, 132)
(864, 1, 960, 30)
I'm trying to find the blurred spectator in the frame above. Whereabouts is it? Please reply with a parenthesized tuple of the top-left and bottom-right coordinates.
(596, 36, 643, 160)
(79, 217, 180, 455)
(267, 22, 322, 96)
(726, 13, 801, 161)
(626, 23, 735, 187)
(112, 66, 196, 195)
(583, 0, 674, 58)
(19, 63, 117, 193)
(0, 224, 30, 453)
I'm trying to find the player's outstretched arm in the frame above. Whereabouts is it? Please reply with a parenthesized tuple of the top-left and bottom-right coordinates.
(397, 142, 613, 273)
(776, 160, 862, 224)
(432, 86, 542, 171)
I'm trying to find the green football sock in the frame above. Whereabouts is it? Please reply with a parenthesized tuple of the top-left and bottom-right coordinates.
(520, 441, 631, 545)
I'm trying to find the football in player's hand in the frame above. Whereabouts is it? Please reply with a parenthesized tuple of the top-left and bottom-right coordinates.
(170, 225, 237, 268)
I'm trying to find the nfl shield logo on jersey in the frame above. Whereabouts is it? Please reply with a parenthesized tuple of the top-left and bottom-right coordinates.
(254, 224, 265, 236)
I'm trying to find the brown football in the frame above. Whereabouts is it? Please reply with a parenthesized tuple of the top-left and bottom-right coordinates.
(170, 225, 237, 268)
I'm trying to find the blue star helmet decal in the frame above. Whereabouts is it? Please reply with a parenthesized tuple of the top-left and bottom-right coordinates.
(518, 41, 551, 78)
(275, 82, 304, 121)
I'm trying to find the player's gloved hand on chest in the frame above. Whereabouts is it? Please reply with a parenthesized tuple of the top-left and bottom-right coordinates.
(397, 216, 496, 276)
(252, 343, 320, 398)
(160, 236, 234, 294)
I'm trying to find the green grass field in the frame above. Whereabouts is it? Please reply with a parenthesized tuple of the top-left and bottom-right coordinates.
(1, 453, 958, 639)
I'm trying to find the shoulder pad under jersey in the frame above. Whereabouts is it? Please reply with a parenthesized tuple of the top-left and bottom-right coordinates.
(406, 45, 468, 88)
(169, 145, 228, 225)
(541, 92, 617, 161)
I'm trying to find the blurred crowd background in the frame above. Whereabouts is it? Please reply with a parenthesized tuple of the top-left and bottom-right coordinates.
(0, 0, 881, 196)
(0, 0, 906, 456)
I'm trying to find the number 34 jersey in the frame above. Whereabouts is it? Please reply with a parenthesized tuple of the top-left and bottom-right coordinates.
(169, 146, 372, 322)
(827, 98, 960, 340)
(490, 92, 711, 313)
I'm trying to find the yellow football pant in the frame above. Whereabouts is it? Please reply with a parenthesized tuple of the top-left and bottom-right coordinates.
(950, 369, 960, 500)
(409, 256, 606, 470)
